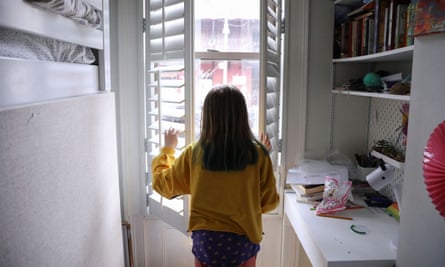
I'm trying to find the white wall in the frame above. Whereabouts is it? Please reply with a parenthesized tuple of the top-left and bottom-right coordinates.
(304, 1, 334, 160)
(0, 94, 124, 267)
(109, 0, 147, 265)
(397, 33, 445, 266)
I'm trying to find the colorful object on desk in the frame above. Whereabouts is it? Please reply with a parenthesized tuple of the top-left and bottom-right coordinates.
(316, 176, 352, 215)
(423, 120, 445, 219)
(386, 202, 400, 221)
(350, 224, 368, 235)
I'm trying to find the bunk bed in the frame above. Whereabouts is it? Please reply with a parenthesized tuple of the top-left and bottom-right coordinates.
(0, 0, 109, 108)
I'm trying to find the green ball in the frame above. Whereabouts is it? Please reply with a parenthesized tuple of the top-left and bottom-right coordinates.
(363, 73, 381, 87)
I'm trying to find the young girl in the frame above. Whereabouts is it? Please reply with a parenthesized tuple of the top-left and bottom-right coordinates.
(151, 85, 280, 267)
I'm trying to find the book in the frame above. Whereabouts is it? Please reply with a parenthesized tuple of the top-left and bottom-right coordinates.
(357, 12, 375, 55)
(295, 195, 322, 205)
(347, 11, 374, 56)
(394, 4, 408, 48)
(340, 22, 351, 57)
(290, 184, 324, 204)
(296, 192, 323, 201)
(350, 20, 359, 56)
(374, 0, 391, 53)
(405, 2, 416, 45)
(383, 7, 389, 51)
(361, 18, 368, 56)
(388, 0, 410, 50)
(367, 18, 375, 54)
(381, 72, 403, 82)
(293, 184, 325, 195)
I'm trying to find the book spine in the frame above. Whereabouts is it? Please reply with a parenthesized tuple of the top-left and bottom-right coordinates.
(351, 20, 358, 56)
(367, 18, 375, 54)
(406, 2, 416, 45)
(341, 22, 350, 57)
(373, 0, 380, 53)
(389, 0, 410, 50)
(361, 17, 369, 55)
(375, 0, 391, 53)
(395, 4, 408, 48)
(387, 0, 396, 50)
(383, 7, 389, 51)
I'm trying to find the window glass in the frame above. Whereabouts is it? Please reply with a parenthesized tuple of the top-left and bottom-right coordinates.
(195, 0, 259, 52)
(194, 59, 259, 138)
(194, 0, 260, 138)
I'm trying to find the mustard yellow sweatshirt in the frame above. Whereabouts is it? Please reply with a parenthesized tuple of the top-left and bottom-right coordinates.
(151, 143, 280, 243)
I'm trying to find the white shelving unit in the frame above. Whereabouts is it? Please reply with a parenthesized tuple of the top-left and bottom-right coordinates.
(332, 45, 413, 101)
(331, 0, 412, 187)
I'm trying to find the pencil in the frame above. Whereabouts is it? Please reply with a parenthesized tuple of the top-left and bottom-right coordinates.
(346, 205, 365, 210)
(317, 213, 353, 220)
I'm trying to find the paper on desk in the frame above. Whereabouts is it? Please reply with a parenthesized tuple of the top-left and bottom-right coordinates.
(287, 168, 326, 184)
(286, 162, 348, 185)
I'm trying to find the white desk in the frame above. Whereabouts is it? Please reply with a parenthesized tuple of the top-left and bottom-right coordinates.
(284, 193, 399, 267)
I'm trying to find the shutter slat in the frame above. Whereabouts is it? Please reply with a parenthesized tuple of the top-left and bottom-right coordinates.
(165, 19, 185, 36)
(165, 3, 184, 21)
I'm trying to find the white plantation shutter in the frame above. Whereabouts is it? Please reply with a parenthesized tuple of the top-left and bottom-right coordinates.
(261, 0, 283, 169)
(144, 0, 193, 234)
(148, 0, 187, 60)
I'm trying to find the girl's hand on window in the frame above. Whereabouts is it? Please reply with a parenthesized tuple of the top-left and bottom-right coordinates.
(164, 127, 179, 149)
(260, 132, 272, 152)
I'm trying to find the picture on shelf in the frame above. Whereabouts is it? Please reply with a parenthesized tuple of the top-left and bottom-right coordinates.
(414, 0, 445, 36)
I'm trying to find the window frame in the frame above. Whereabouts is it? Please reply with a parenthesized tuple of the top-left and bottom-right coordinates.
(143, 0, 285, 234)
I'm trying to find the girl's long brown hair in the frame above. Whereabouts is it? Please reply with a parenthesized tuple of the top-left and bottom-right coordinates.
(198, 85, 263, 171)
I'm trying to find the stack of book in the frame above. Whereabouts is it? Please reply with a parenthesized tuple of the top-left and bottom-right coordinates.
(290, 184, 325, 204)
(335, 0, 415, 58)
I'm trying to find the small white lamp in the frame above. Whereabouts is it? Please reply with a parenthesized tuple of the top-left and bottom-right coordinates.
(366, 162, 402, 207)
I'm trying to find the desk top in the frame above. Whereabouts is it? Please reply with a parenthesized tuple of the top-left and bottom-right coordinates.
(284, 192, 399, 267)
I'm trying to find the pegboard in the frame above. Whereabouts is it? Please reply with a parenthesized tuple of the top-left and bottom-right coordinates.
(367, 98, 409, 200)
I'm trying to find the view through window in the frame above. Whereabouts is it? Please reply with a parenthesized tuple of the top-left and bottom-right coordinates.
(194, 0, 260, 138)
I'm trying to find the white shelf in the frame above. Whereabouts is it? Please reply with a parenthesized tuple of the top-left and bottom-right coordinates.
(333, 46, 414, 63)
(332, 90, 410, 101)
(371, 150, 405, 169)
